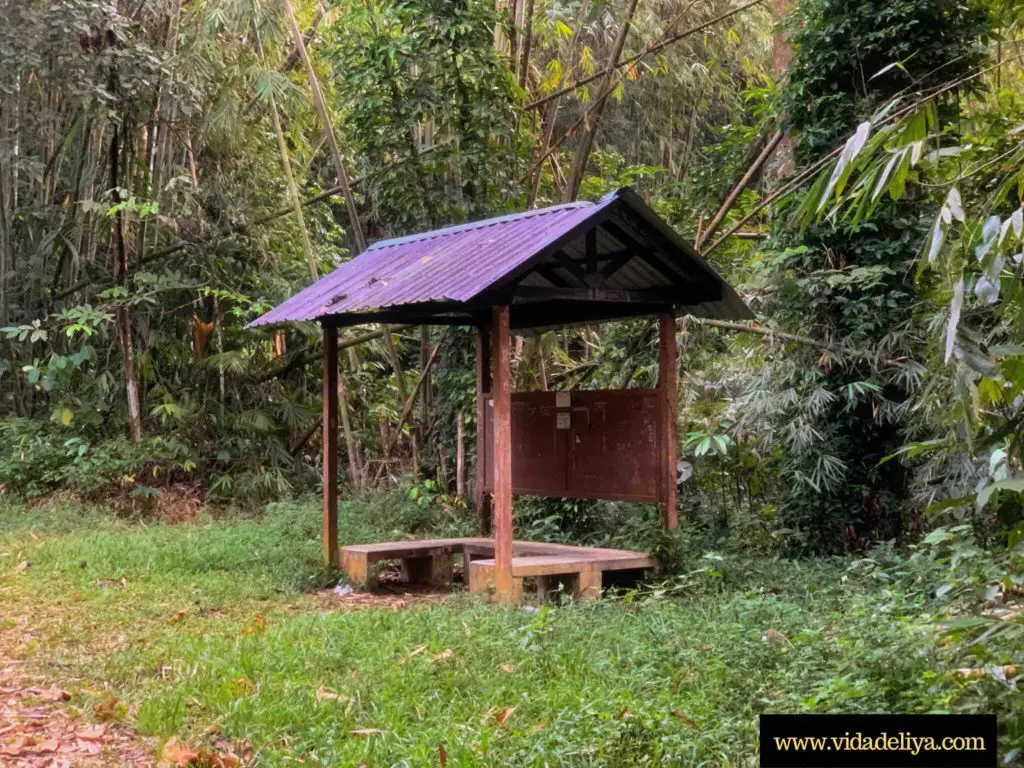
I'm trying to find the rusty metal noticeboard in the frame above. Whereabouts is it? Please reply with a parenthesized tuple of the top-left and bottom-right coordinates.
(482, 389, 662, 503)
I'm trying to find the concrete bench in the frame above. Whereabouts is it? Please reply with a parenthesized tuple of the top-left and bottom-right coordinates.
(340, 537, 656, 599)
(339, 537, 605, 587)
(340, 537, 493, 588)
(468, 550, 656, 602)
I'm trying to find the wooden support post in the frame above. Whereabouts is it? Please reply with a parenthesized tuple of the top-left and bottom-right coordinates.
(658, 312, 679, 529)
(491, 305, 514, 600)
(474, 323, 493, 535)
(456, 412, 466, 500)
(322, 321, 340, 565)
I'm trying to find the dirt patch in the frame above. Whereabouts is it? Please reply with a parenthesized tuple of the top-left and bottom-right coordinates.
(0, 668, 155, 767)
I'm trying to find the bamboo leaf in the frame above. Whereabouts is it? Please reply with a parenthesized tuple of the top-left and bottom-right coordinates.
(976, 476, 1024, 512)
(927, 220, 944, 264)
(944, 277, 963, 363)
(818, 122, 872, 211)
(946, 187, 965, 222)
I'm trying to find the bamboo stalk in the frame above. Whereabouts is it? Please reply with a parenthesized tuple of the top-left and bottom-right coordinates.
(563, 0, 640, 202)
(49, 142, 450, 303)
(696, 130, 783, 249)
(339, 372, 361, 491)
(385, 343, 441, 456)
(281, 0, 366, 254)
(270, 97, 318, 281)
(517, 0, 536, 90)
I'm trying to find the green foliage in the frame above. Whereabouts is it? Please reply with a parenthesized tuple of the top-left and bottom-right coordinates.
(325, 0, 524, 228)
(0, 418, 193, 497)
(786, 2, 1024, 552)
(750, 0, 993, 550)
(782, 0, 990, 160)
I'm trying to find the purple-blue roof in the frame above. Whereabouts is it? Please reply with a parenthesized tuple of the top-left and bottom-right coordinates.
(249, 188, 750, 329)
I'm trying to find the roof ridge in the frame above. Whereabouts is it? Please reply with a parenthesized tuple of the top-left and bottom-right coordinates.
(366, 200, 595, 251)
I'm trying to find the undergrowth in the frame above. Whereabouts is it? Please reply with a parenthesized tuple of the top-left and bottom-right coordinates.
(0, 497, 1020, 765)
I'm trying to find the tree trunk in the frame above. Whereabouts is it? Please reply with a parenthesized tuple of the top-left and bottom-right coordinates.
(110, 123, 142, 445)
(517, 0, 536, 90)
(696, 130, 783, 249)
(339, 372, 361, 493)
(770, 0, 796, 180)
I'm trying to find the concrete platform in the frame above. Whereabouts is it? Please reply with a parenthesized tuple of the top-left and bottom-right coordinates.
(338, 537, 656, 602)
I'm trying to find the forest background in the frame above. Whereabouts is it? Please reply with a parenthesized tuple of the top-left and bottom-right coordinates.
(3, 0, 1024, 556)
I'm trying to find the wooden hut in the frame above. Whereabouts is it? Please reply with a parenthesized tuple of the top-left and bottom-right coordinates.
(250, 187, 751, 602)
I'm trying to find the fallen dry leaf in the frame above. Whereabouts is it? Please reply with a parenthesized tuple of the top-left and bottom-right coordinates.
(168, 607, 190, 624)
(439, 743, 447, 767)
(1, 735, 28, 756)
(76, 724, 106, 741)
(207, 750, 242, 768)
(315, 685, 341, 702)
(350, 728, 384, 737)
(408, 644, 429, 657)
(93, 695, 122, 722)
(499, 664, 514, 673)
(76, 738, 102, 755)
(15, 560, 30, 573)
(489, 706, 515, 726)
(672, 710, 699, 729)
(241, 615, 268, 636)
(761, 629, 793, 647)
(159, 736, 200, 767)
(39, 685, 70, 702)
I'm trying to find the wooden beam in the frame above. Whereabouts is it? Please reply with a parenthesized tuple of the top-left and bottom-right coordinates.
(322, 321, 340, 565)
(585, 229, 598, 275)
(658, 312, 678, 530)
(534, 264, 572, 288)
(552, 251, 590, 287)
(491, 305, 514, 600)
(599, 248, 634, 278)
(512, 286, 671, 303)
(509, 301, 667, 331)
(332, 303, 474, 327)
(601, 221, 687, 284)
(610, 206, 724, 298)
(474, 323, 493, 535)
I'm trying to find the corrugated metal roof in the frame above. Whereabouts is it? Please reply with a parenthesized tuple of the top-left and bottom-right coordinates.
(248, 188, 751, 328)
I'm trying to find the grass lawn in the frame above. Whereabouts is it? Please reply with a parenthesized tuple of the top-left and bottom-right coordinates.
(0, 497, 1014, 766)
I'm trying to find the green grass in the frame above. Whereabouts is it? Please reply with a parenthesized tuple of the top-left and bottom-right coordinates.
(0, 496, 1012, 765)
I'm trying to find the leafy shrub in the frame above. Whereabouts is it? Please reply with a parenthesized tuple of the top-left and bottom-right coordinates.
(0, 418, 194, 497)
